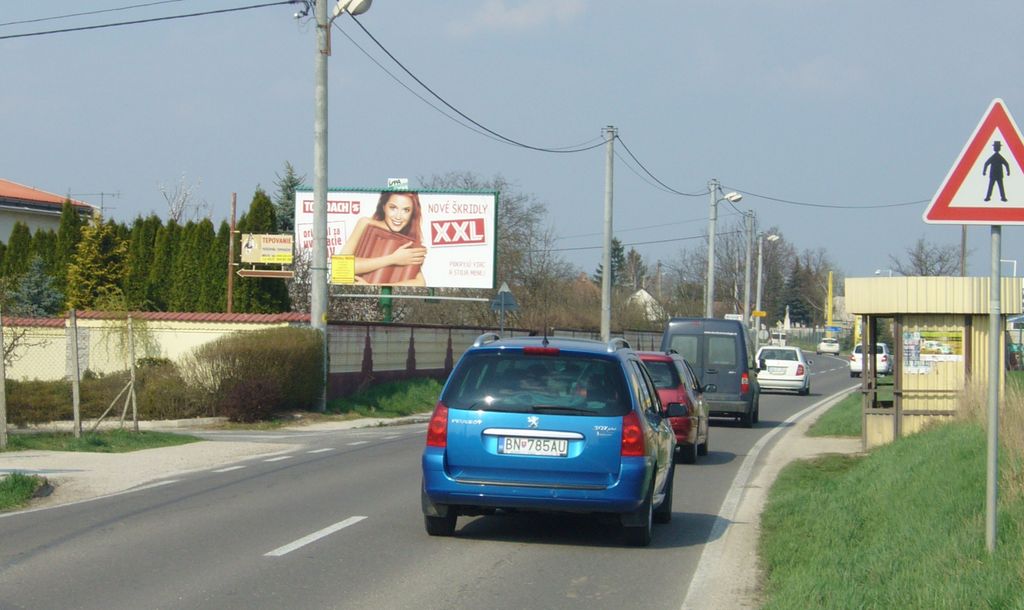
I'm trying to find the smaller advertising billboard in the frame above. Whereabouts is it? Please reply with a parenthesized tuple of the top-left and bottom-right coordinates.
(240, 233, 294, 264)
(295, 189, 497, 289)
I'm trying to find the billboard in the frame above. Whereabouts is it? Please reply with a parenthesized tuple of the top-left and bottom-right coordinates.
(295, 189, 497, 289)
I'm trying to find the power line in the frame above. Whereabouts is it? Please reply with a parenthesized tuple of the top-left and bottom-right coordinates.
(0, 1, 190, 28)
(614, 135, 707, 197)
(726, 187, 927, 209)
(0, 1, 296, 40)
(344, 14, 605, 154)
(542, 229, 743, 253)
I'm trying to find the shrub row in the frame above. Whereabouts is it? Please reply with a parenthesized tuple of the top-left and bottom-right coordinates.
(6, 327, 323, 425)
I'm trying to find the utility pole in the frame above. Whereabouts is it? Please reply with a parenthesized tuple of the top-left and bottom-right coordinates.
(226, 193, 237, 313)
(69, 191, 120, 217)
(600, 125, 616, 342)
(311, 0, 331, 411)
(705, 179, 719, 318)
(743, 211, 754, 326)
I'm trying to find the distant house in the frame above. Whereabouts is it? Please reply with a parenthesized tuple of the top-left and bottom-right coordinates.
(0, 178, 96, 240)
(627, 288, 666, 322)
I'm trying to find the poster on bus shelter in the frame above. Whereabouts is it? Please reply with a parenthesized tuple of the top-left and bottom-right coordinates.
(294, 189, 497, 289)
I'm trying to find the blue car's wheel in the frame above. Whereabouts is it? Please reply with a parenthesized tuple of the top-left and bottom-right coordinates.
(424, 512, 457, 536)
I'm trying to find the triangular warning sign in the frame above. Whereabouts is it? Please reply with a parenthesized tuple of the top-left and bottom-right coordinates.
(924, 98, 1024, 224)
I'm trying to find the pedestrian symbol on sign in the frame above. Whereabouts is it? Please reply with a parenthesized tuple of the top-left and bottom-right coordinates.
(983, 141, 1010, 202)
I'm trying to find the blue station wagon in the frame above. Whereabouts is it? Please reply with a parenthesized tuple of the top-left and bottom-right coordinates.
(421, 334, 677, 546)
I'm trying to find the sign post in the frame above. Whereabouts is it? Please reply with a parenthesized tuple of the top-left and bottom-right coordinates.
(924, 98, 1024, 553)
(490, 282, 519, 334)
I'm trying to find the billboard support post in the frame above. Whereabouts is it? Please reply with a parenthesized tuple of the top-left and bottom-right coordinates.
(381, 286, 393, 323)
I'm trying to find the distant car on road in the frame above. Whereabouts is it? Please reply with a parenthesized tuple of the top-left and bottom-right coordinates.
(638, 351, 713, 464)
(849, 343, 892, 377)
(816, 337, 841, 355)
(755, 346, 812, 395)
(422, 334, 677, 546)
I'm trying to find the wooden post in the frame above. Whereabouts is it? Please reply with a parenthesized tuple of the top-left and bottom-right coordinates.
(0, 305, 8, 449)
(69, 309, 82, 439)
(128, 316, 139, 432)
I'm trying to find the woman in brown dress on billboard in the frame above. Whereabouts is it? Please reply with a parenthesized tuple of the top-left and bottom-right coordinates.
(341, 191, 427, 286)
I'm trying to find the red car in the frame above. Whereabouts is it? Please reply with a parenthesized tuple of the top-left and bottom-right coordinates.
(638, 351, 712, 464)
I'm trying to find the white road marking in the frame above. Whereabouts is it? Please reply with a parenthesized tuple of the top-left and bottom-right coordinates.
(307, 448, 334, 454)
(382, 435, 398, 440)
(348, 441, 369, 446)
(264, 516, 368, 557)
(212, 465, 246, 473)
(131, 479, 180, 492)
(264, 456, 293, 462)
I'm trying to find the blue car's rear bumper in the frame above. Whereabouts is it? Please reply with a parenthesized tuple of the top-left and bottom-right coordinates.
(422, 448, 652, 515)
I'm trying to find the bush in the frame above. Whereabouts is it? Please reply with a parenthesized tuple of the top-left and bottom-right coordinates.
(183, 327, 323, 422)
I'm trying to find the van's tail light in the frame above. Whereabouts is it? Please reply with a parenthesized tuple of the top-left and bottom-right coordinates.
(796, 364, 805, 376)
(881, 354, 888, 363)
(740, 372, 750, 394)
(426, 402, 449, 447)
(621, 411, 645, 457)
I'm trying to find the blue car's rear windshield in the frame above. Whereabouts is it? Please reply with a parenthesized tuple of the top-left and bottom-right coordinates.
(442, 351, 631, 416)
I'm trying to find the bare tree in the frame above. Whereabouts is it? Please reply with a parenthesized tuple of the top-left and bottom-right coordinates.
(889, 237, 960, 276)
(159, 174, 206, 222)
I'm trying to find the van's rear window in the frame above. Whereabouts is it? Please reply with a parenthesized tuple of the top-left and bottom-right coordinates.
(442, 352, 630, 416)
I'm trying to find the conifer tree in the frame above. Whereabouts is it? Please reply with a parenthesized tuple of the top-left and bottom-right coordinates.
(54, 201, 84, 294)
(147, 220, 181, 311)
(1, 222, 32, 278)
(29, 228, 58, 277)
(273, 161, 305, 233)
(66, 215, 129, 310)
(124, 215, 162, 309)
(198, 220, 230, 312)
(10, 256, 63, 316)
(170, 219, 214, 311)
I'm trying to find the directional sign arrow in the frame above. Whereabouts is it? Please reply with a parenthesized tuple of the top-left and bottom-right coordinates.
(236, 268, 294, 279)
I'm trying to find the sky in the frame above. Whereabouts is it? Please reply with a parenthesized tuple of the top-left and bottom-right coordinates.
(3, 0, 1024, 284)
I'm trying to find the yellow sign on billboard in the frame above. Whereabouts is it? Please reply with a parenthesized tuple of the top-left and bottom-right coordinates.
(331, 255, 355, 285)
(240, 233, 293, 264)
(752, 310, 767, 318)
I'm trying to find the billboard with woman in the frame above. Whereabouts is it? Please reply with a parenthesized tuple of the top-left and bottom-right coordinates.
(294, 188, 497, 289)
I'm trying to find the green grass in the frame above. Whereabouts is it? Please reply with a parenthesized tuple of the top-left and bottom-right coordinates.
(0, 473, 44, 511)
(808, 391, 861, 437)
(1008, 370, 1024, 393)
(760, 421, 1024, 609)
(327, 377, 442, 418)
(1, 429, 200, 453)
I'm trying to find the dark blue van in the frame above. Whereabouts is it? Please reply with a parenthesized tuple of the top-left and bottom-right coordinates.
(659, 318, 760, 427)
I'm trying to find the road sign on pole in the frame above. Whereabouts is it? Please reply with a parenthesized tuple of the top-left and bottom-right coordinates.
(924, 98, 1024, 224)
(236, 268, 294, 279)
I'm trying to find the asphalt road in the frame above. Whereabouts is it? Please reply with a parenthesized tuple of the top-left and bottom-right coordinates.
(0, 354, 856, 610)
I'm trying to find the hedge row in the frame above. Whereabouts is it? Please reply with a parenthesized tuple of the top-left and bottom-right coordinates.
(6, 327, 322, 425)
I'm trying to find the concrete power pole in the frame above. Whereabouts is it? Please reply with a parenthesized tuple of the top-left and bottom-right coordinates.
(705, 179, 719, 318)
(743, 211, 754, 326)
(310, 0, 331, 412)
(600, 126, 616, 342)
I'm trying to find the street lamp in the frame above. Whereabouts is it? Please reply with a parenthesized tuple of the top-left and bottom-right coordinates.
(311, 0, 374, 411)
(754, 232, 779, 353)
(874, 268, 893, 277)
(706, 179, 743, 318)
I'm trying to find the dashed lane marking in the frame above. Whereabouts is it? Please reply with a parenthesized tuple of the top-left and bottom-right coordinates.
(264, 456, 293, 463)
(212, 466, 246, 473)
(264, 516, 368, 557)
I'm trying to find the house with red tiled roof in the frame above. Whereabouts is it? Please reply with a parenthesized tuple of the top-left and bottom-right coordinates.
(0, 178, 96, 241)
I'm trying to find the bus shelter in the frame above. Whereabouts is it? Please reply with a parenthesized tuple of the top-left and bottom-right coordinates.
(845, 276, 1022, 449)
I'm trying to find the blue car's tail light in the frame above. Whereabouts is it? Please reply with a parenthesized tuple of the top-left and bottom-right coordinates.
(426, 403, 448, 447)
(620, 411, 645, 457)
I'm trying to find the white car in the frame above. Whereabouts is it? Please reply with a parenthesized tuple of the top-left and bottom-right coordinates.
(816, 337, 841, 355)
(849, 343, 892, 377)
(755, 346, 811, 395)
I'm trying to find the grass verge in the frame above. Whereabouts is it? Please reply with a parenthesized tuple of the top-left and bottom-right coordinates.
(807, 390, 861, 437)
(760, 420, 1024, 609)
(328, 378, 442, 418)
(1, 429, 200, 453)
(0, 473, 44, 511)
